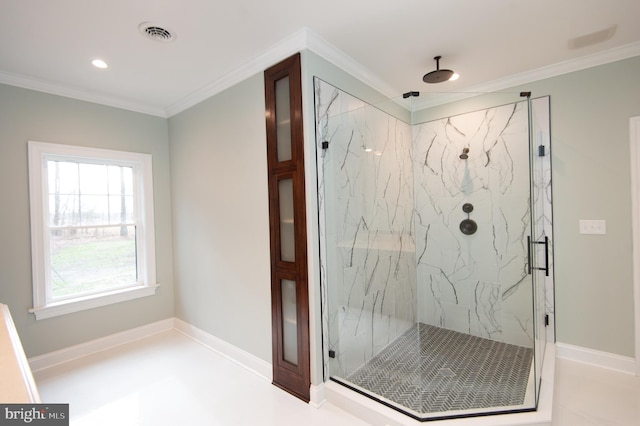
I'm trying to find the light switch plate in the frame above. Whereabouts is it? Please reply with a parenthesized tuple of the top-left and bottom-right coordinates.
(579, 219, 606, 235)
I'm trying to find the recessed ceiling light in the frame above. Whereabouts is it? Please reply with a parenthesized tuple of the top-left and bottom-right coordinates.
(92, 59, 108, 69)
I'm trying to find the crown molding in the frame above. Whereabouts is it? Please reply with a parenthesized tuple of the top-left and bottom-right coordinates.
(0, 70, 168, 117)
(2, 30, 639, 118)
(166, 27, 399, 117)
(477, 39, 640, 92)
(304, 28, 398, 99)
(165, 28, 310, 117)
(413, 40, 640, 111)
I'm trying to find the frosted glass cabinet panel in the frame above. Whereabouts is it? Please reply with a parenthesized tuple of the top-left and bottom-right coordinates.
(275, 76, 292, 162)
(281, 279, 298, 365)
(278, 178, 295, 262)
(264, 53, 310, 402)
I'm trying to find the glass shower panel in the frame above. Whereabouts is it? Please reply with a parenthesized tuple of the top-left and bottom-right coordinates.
(315, 77, 548, 421)
(315, 79, 416, 381)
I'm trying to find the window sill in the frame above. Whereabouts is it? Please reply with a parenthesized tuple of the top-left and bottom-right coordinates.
(29, 284, 159, 320)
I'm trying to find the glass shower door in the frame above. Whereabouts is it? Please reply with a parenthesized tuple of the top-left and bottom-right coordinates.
(413, 95, 538, 417)
(530, 95, 553, 404)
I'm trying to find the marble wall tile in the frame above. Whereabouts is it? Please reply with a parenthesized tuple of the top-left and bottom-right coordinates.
(413, 102, 534, 347)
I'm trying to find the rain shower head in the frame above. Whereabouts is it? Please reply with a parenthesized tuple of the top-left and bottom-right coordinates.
(459, 147, 469, 160)
(423, 56, 457, 83)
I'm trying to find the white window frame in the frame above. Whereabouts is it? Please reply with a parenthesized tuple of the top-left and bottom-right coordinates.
(27, 141, 158, 320)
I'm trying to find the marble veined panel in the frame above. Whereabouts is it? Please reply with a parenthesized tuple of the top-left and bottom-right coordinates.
(315, 78, 416, 378)
(413, 102, 534, 346)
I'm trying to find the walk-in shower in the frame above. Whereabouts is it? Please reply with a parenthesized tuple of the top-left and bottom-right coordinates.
(314, 78, 554, 421)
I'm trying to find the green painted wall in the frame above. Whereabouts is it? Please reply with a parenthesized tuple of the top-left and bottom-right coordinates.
(0, 84, 175, 357)
(168, 73, 273, 363)
(524, 57, 640, 357)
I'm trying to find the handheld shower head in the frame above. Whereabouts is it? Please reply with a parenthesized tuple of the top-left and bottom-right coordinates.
(459, 147, 469, 160)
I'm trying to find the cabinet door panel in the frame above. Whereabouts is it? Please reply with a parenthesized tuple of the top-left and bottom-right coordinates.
(264, 53, 310, 402)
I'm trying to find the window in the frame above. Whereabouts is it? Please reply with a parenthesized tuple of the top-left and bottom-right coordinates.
(28, 141, 157, 320)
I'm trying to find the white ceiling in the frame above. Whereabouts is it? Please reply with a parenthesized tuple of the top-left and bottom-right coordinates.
(1, 0, 639, 117)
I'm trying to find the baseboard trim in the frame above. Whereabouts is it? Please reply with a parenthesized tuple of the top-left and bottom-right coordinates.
(28, 317, 327, 401)
(28, 317, 273, 382)
(309, 383, 326, 408)
(28, 318, 175, 373)
(172, 318, 272, 382)
(556, 342, 637, 375)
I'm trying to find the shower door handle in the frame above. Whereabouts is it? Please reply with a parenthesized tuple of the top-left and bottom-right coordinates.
(527, 236, 532, 274)
(527, 236, 549, 277)
(541, 236, 549, 277)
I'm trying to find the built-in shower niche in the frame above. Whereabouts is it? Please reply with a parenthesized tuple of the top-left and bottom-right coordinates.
(314, 77, 552, 421)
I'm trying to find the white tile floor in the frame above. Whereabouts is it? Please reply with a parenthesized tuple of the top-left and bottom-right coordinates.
(34, 330, 640, 426)
(552, 358, 640, 425)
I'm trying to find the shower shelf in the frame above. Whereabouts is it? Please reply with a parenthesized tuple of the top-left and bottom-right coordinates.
(335, 237, 416, 252)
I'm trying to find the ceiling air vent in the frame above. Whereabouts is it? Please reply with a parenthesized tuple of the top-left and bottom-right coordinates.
(138, 22, 176, 43)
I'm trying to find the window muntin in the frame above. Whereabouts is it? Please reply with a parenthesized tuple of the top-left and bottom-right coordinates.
(28, 142, 157, 319)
